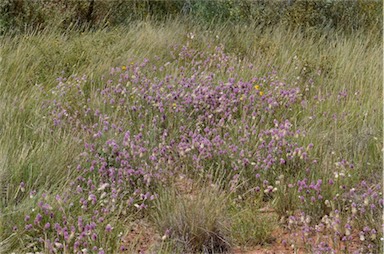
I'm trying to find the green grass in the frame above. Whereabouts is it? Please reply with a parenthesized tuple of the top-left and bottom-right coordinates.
(0, 19, 381, 253)
(152, 185, 231, 253)
(230, 203, 277, 247)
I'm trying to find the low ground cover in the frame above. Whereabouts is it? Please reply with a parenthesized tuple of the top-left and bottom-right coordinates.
(0, 20, 382, 253)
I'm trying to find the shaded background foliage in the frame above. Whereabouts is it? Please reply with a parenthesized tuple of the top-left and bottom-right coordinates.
(0, 0, 382, 35)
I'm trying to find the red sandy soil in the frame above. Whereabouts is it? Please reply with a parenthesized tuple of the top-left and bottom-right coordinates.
(121, 176, 364, 253)
(120, 220, 161, 253)
(120, 221, 363, 254)
(233, 226, 363, 254)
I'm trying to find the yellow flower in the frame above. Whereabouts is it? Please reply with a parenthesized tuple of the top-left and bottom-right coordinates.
(122, 65, 127, 71)
(172, 103, 177, 108)
(254, 85, 260, 90)
(259, 91, 264, 96)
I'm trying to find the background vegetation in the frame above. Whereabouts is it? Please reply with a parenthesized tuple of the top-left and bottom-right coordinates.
(0, 0, 382, 35)
(0, 1, 382, 253)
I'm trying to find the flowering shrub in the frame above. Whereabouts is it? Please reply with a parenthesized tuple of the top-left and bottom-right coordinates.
(10, 43, 382, 253)
(284, 178, 383, 253)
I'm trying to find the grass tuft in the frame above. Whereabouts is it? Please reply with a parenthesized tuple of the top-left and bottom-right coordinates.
(152, 185, 231, 253)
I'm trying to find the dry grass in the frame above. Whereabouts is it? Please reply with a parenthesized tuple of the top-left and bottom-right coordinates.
(0, 20, 381, 252)
(152, 185, 231, 253)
